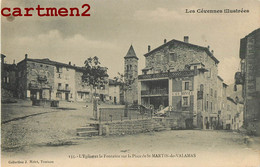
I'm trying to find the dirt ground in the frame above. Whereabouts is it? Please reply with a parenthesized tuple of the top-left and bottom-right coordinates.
(1, 101, 260, 167)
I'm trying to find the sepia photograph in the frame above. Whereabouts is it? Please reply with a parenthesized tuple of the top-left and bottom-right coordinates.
(1, 0, 260, 166)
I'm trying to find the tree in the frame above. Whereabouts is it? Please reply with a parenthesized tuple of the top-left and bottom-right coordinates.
(82, 56, 108, 120)
(114, 72, 135, 117)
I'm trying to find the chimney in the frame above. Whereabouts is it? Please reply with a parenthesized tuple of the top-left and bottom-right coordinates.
(148, 45, 151, 52)
(69, 61, 71, 65)
(207, 45, 210, 49)
(184, 36, 189, 43)
(13, 59, 15, 64)
(73, 64, 75, 66)
(211, 50, 214, 54)
(164, 39, 167, 44)
(25, 54, 28, 59)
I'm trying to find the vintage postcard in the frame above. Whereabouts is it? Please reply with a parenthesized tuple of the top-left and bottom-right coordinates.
(1, 0, 259, 166)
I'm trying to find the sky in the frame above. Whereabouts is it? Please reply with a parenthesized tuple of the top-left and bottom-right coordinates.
(1, 0, 259, 84)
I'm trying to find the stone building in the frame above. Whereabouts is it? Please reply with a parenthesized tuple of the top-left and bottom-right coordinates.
(138, 37, 220, 129)
(108, 79, 122, 104)
(235, 28, 260, 135)
(223, 97, 243, 130)
(216, 76, 228, 129)
(16, 54, 109, 102)
(124, 45, 139, 104)
(75, 70, 91, 102)
(1, 54, 17, 98)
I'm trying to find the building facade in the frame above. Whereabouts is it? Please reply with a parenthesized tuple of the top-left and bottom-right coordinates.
(1, 54, 17, 98)
(235, 28, 260, 134)
(16, 54, 109, 102)
(138, 37, 221, 129)
(108, 79, 122, 104)
(216, 76, 228, 129)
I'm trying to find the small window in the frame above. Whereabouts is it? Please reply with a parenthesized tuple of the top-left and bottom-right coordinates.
(211, 88, 213, 96)
(156, 55, 161, 63)
(200, 84, 204, 91)
(58, 83, 62, 89)
(185, 82, 189, 90)
(182, 96, 190, 107)
(56, 92, 62, 98)
(214, 90, 217, 98)
(40, 65, 43, 67)
(170, 53, 177, 62)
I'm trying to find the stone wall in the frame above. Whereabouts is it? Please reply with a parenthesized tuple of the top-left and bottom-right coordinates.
(144, 41, 218, 74)
(1, 88, 14, 99)
(101, 119, 155, 136)
(243, 30, 260, 125)
(27, 61, 55, 89)
(165, 111, 193, 129)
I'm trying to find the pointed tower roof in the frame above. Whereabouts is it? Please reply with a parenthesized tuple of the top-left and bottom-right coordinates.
(124, 45, 138, 60)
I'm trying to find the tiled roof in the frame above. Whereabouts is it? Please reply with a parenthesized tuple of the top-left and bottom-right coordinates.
(124, 45, 138, 60)
(18, 58, 85, 71)
(227, 97, 237, 105)
(144, 39, 219, 64)
(3, 64, 17, 71)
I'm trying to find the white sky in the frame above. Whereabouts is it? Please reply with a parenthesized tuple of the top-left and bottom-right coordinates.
(1, 0, 259, 84)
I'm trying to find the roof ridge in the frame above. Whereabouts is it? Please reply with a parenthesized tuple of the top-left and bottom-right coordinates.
(144, 38, 219, 64)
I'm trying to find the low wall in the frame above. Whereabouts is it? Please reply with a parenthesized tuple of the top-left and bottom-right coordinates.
(165, 111, 194, 129)
(101, 119, 154, 136)
(1, 88, 15, 98)
(99, 108, 152, 122)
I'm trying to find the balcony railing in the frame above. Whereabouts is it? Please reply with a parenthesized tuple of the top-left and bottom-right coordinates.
(57, 86, 70, 91)
(141, 89, 168, 96)
(138, 70, 195, 80)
